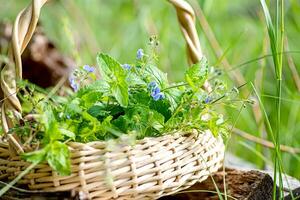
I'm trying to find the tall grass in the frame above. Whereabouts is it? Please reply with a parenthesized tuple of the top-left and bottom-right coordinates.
(260, 0, 285, 198)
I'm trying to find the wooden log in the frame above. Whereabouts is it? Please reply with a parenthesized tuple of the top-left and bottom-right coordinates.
(159, 168, 275, 200)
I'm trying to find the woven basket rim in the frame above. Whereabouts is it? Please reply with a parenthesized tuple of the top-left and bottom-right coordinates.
(0, 129, 216, 151)
(66, 129, 204, 146)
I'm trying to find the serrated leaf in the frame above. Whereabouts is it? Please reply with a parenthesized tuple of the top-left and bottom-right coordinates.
(144, 65, 168, 88)
(164, 88, 182, 112)
(96, 53, 126, 81)
(97, 53, 129, 107)
(111, 82, 128, 107)
(185, 58, 208, 91)
(126, 71, 145, 85)
(77, 80, 109, 98)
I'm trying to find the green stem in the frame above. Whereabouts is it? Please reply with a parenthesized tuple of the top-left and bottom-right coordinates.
(166, 92, 194, 124)
(0, 162, 38, 197)
(278, 0, 285, 70)
(276, 79, 284, 199)
(273, 0, 284, 199)
(161, 83, 188, 91)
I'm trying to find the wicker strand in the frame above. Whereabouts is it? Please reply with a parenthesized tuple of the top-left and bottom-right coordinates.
(168, 0, 203, 64)
(1, 0, 48, 154)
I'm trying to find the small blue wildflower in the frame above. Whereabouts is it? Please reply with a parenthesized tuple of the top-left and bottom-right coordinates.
(152, 91, 165, 101)
(66, 115, 71, 119)
(205, 96, 212, 104)
(149, 83, 165, 101)
(151, 87, 161, 96)
(71, 82, 79, 92)
(69, 76, 75, 86)
(136, 48, 144, 60)
(122, 64, 132, 70)
(69, 76, 79, 92)
(83, 65, 95, 73)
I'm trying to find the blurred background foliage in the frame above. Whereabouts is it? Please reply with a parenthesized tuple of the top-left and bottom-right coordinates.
(1, 0, 300, 178)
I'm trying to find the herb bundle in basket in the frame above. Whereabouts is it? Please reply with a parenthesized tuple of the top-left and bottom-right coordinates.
(0, 0, 227, 199)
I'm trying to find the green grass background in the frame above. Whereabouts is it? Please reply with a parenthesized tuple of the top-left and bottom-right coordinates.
(1, 0, 300, 179)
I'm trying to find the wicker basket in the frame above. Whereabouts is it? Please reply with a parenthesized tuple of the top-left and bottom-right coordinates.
(0, 0, 225, 199)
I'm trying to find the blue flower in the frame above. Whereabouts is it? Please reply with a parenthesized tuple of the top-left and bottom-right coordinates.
(71, 82, 79, 92)
(148, 81, 165, 101)
(136, 49, 144, 60)
(205, 96, 212, 104)
(152, 90, 165, 101)
(69, 76, 79, 92)
(151, 87, 161, 95)
(122, 64, 132, 70)
(83, 65, 95, 73)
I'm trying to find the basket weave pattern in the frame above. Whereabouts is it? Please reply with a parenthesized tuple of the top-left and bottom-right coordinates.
(0, 0, 225, 199)
(0, 130, 224, 199)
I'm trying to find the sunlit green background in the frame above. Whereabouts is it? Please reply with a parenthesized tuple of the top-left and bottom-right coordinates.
(1, 0, 300, 178)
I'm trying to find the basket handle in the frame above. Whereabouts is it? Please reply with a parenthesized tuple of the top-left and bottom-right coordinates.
(0, 0, 204, 155)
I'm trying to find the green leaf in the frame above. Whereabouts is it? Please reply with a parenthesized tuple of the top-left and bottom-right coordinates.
(164, 87, 183, 112)
(21, 146, 48, 164)
(147, 110, 165, 131)
(144, 65, 168, 88)
(112, 105, 164, 138)
(126, 71, 145, 86)
(260, 0, 280, 79)
(80, 90, 102, 108)
(185, 58, 208, 91)
(96, 53, 126, 81)
(130, 90, 150, 106)
(112, 116, 129, 133)
(59, 128, 76, 140)
(77, 80, 109, 98)
(149, 99, 172, 121)
(97, 53, 129, 107)
(65, 98, 82, 115)
(87, 104, 109, 120)
(111, 81, 129, 107)
(42, 107, 62, 143)
(87, 103, 124, 121)
(46, 141, 71, 176)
